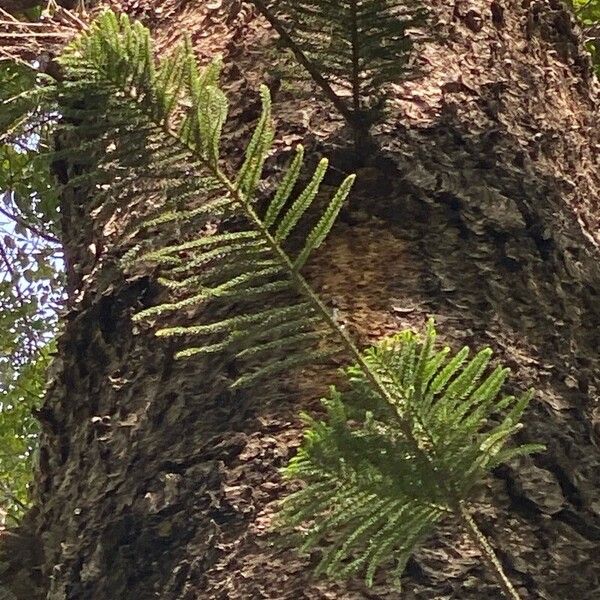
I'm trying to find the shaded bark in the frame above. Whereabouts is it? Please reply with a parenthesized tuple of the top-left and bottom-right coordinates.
(2, 0, 600, 599)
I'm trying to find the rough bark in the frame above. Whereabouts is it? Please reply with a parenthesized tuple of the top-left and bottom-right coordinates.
(2, 0, 600, 599)
(0, 0, 80, 12)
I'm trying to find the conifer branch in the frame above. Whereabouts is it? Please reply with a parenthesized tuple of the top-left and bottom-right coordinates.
(278, 324, 541, 595)
(160, 93, 431, 468)
(252, 0, 355, 125)
(250, 0, 429, 159)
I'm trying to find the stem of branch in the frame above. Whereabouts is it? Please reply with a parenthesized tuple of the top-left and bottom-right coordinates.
(460, 504, 522, 600)
(251, 0, 354, 126)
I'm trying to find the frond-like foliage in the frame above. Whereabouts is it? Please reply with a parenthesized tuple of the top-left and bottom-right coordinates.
(253, 0, 429, 132)
(278, 320, 543, 587)
(55, 11, 355, 388)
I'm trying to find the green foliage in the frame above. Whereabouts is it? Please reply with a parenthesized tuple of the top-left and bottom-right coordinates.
(0, 344, 51, 524)
(571, 0, 600, 25)
(0, 61, 37, 135)
(0, 210, 60, 362)
(56, 11, 355, 388)
(0, 148, 59, 233)
(570, 0, 600, 75)
(0, 58, 62, 425)
(0, 61, 59, 231)
(278, 321, 542, 587)
(0, 194, 60, 525)
(252, 0, 428, 153)
(0, 58, 62, 366)
(0, 60, 61, 524)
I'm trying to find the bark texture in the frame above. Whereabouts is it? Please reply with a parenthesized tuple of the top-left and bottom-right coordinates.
(2, 0, 600, 599)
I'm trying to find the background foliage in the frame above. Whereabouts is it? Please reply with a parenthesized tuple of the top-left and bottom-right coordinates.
(0, 343, 53, 524)
(571, 0, 600, 75)
(0, 59, 62, 522)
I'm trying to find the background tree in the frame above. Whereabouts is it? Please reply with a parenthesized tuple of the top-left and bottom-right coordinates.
(570, 0, 600, 74)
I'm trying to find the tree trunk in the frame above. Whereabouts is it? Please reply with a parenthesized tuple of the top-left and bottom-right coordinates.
(2, 0, 600, 598)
